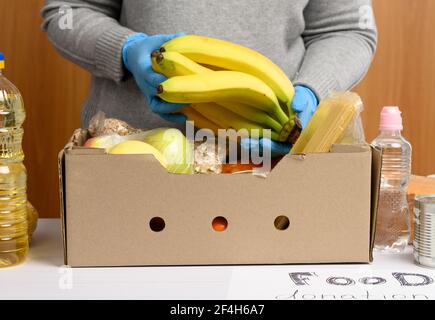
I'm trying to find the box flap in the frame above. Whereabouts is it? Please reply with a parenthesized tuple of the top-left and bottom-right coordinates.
(330, 144, 371, 154)
(369, 145, 382, 261)
(68, 148, 106, 155)
(57, 149, 67, 265)
(58, 128, 91, 265)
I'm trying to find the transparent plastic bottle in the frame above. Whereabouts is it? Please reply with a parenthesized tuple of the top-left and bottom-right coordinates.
(0, 52, 29, 267)
(372, 106, 412, 253)
(27, 201, 38, 242)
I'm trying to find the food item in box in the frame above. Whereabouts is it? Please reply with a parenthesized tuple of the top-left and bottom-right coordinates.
(143, 128, 194, 174)
(291, 92, 362, 154)
(109, 141, 168, 168)
(84, 127, 194, 174)
(194, 140, 225, 174)
(191, 102, 281, 141)
(339, 100, 366, 145)
(221, 163, 262, 174)
(84, 134, 126, 150)
(88, 111, 139, 137)
(181, 106, 220, 135)
(83, 131, 162, 151)
(85, 127, 194, 174)
(221, 157, 282, 175)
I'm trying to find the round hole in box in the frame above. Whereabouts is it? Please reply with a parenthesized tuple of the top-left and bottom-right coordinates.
(274, 216, 290, 231)
(149, 217, 165, 232)
(212, 216, 228, 232)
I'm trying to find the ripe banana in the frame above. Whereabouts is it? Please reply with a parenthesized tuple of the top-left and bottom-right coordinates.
(152, 52, 283, 134)
(216, 101, 283, 133)
(160, 35, 295, 110)
(191, 103, 280, 141)
(151, 51, 212, 77)
(180, 106, 220, 134)
(157, 71, 290, 127)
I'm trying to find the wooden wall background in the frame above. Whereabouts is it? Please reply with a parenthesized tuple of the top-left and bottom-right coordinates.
(0, 0, 434, 218)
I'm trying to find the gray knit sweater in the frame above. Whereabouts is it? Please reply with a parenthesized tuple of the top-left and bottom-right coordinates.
(41, 0, 377, 129)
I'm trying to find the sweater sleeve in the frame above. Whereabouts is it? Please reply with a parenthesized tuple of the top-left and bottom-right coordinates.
(293, 0, 378, 100)
(41, 0, 136, 82)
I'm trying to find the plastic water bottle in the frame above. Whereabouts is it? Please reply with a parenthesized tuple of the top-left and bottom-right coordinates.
(0, 53, 29, 267)
(372, 106, 412, 253)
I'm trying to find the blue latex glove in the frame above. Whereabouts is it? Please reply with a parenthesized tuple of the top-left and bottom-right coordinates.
(122, 33, 188, 124)
(240, 138, 292, 158)
(291, 85, 319, 129)
(240, 85, 319, 157)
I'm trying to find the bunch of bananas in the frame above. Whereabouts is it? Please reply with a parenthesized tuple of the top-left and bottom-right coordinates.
(152, 35, 301, 143)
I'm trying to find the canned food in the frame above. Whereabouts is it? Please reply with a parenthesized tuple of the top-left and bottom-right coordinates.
(414, 195, 435, 268)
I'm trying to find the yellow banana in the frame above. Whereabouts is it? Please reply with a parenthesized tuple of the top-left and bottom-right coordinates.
(161, 35, 295, 109)
(191, 103, 280, 141)
(152, 52, 283, 134)
(180, 106, 220, 134)
(217, 101, 282, 133)
(157, 71, 290, 127)
(199, 64, 227, 71)
(151, 51, 212, 77)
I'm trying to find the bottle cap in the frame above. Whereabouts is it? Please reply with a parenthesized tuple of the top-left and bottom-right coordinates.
(0, 52, 4, 70)
(380, 106, 403, 131)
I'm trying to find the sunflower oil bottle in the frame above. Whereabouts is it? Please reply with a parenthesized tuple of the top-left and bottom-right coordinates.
(27, 201, 38, 241)
(0, 52, 29, 267)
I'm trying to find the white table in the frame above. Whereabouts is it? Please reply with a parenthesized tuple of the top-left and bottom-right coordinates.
(1, 219, 434, 300)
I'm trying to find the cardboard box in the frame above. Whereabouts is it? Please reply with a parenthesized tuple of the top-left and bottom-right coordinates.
(58, 129, 381, 267)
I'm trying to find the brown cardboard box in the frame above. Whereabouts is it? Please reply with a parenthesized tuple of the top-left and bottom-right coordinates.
(58, 129, 381, 267)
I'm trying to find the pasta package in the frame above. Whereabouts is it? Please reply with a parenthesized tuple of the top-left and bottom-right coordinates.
(291, 92, 363, 154)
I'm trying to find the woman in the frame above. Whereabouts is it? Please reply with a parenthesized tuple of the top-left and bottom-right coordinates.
(42, 0, 377, 154)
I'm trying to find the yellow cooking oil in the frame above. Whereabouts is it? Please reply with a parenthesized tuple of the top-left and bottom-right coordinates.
(0, 52, 29, 268)
(27, 201, 38, 241)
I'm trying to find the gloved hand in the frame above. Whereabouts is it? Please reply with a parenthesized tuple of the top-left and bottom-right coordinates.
(240, 85, 319, 157)
(291, 85, 319, 129)
(122, 33, 188, 124)
(240, 138, 292, 158)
